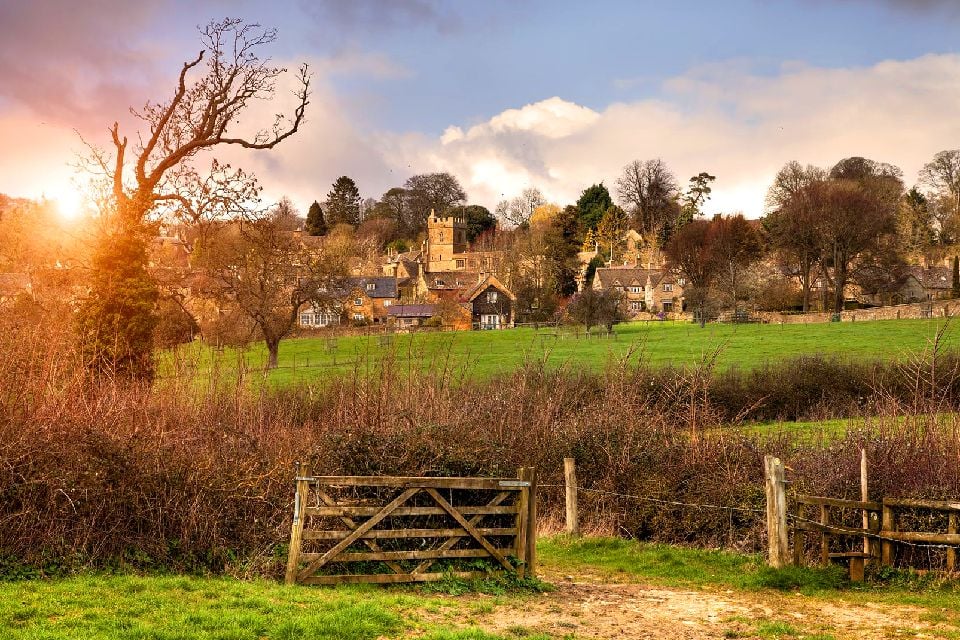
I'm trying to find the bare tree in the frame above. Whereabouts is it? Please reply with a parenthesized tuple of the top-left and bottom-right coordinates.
(496, 187, 546, 228)
(615, 159, 680, 236)
(404, 172, 467, 232)
(77, 18, 310, 378)
(919, 150, 960, 243)
(764, 161, 826, 214)
(195, 208, 346, 369)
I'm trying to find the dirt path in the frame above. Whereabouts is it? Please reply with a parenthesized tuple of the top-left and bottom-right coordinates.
(440, 569, 950, 639)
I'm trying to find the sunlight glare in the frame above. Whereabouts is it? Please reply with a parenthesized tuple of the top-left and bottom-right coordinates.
(52, 187, 84, 221)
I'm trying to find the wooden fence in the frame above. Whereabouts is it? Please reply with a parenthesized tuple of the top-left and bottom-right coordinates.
(285, 467, 537, 585)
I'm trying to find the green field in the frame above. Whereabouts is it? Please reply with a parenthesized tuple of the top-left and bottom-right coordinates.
(163, 318, 960, 384)
(6, 539, 960, 639)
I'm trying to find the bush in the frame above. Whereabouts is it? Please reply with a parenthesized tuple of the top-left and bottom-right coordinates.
(3, 327, 960, 576)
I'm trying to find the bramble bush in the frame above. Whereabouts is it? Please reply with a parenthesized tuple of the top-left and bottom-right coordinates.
(2, 321, 960, 576)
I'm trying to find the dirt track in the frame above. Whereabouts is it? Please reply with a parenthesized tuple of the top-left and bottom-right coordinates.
(445, 569, 949, 639)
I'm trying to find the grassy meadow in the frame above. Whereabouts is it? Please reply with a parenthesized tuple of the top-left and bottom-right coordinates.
(163, 318, 960, 384)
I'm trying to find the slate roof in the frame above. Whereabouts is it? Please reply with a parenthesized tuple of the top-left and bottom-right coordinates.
(593, 267, 663, 289)
(344, 276, 398, 299)
(462, 274, 517, 302)
(906, 266, 952, 290)
(425, 271, 480, 290)
(387, 304, 436, 318)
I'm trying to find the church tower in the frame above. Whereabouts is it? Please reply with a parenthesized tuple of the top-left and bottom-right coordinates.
(427, 209, 468, 271)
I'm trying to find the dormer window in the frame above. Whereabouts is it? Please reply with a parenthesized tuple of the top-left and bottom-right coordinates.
(354, 297, 363, 306)
(487, 290, 498, 303)
(366, 283, 376, 292)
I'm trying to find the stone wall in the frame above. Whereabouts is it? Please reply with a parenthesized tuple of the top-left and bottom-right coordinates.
(755, 300, 958, 324)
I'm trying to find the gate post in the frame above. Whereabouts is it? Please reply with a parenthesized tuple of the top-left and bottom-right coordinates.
(525, 466, 538, 578)
(764, 455, 789, 568)
(564, 458, 579, 537)
(285, 462, 311, 585)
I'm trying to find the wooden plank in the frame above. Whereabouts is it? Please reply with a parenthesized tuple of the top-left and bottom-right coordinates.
(515, 468, 530, 578)
(795, 521, 879, 537)
(300, 547, 515, 562)
(883, 498, 960, 512)
(301, 570, 496, 585)
(285, 463, 311, 585)
(525, 467, 538, 577)
(426, 488, 514, 571)
(564, 458, 579, 537)
(308, 476, 527, 490)
(795, 495, 881, 511)
(948, 513, 957, 572)
(315, 487, 404, 575)
(793, 528, 805, 567)
(412, 491, 511, 575)
(861, 449, 870, 562)
(881, 504, 896, 566)
(819, 504, 830, 566)
(881, 531, 960, 544)
(305, 505, 518, 517)
(302, 527, 517, 541)
(297, 488, 419, 582)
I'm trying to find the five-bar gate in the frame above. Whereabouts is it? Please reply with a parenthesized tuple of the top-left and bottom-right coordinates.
(285, 467, 537, 585)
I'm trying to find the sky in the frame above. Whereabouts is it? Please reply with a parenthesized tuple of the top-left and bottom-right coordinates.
(2, 0, 960, 219)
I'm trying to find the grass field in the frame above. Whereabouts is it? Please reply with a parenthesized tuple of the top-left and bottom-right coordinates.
(163, 318, 960, 384)
(6, 539, 960, 639)
(0, 573, 546, 640)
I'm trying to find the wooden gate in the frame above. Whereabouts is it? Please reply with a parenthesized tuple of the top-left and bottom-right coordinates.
(285, 467, 537, 585)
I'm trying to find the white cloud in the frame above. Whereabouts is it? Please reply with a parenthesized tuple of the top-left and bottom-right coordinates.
(386, 54, 960, 217)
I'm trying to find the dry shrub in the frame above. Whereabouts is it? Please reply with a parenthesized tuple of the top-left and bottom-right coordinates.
(3, 324, 960, 576)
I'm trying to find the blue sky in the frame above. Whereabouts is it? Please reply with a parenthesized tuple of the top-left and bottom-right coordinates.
(2, 0, 960, 217)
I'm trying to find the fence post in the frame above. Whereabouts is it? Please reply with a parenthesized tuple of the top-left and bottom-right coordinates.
(526, 466, 538, 578)
(516, 467, 531, 577)
(285, 462, 311, 585)
(764, 455, 789, 568)
(881, 503, 896, 566)
(819, 505, 831, 565)
(948, 513, 957, 572)
(564, 458, 579, 537)
(861, 449, 870, 561)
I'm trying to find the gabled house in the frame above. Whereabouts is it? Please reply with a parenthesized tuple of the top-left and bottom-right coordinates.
(340, 276, 398, 324)
(592, 267, 684, 314)
(462, 274, 516, 329)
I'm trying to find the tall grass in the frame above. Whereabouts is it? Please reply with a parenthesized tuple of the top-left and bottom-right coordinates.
(2, 319, 960, 576)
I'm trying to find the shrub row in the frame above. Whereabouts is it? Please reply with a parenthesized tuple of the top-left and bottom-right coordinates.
(2, 324, 960, 576)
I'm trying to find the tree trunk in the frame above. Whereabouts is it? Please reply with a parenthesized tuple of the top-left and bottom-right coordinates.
(266, 338, 280, 369)
(800, 254, 811, 314)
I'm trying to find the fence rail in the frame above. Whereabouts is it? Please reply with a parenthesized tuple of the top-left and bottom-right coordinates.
(285, 467, 537, 585)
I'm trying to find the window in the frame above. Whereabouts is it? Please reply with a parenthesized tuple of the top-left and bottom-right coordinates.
(300, 314, 312, 325)
(485, 257, 493, 268)
(366, 282, 376, 292)
(354, 297, 363, 306)
(629, 286, 642, 293)
(630, 301, 642, 311)
(353, 313, 365, 322)
(662, 302, 673, 312)
(663, 284, 673, 292)
(439, 231, 444, 241)
(487, 290, 498, 303)
(456, 259, 465, 268)
(614, 285, 623, 292)
(383, 300, 392, 307)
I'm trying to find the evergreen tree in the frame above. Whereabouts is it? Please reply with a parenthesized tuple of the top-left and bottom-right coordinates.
(575, 183, 613, 232)
(305, 200, 327, 235)
(76, 229, 159, 380)
(953, 256, 959, 299)
(325, 176, 361, 226)
(462, 204, 497, 242)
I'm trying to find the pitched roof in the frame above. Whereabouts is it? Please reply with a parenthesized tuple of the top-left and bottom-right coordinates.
(387, 304, 436, 318)
(344, 276, 398, 298)
(906, 266, 952, 290)
(425, 271, 480, 290)
(593, 267, 662, 289)
(462, 274, 517, 302)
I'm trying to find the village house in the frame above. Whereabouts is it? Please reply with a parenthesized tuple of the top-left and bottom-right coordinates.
(592, 266, 684, 314)
(462, 274, 516, 329)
